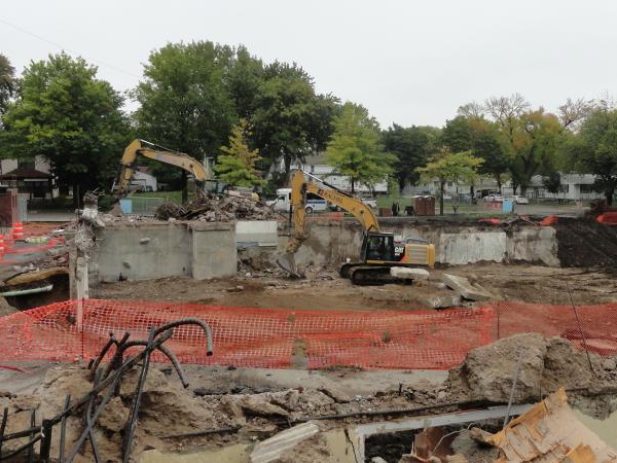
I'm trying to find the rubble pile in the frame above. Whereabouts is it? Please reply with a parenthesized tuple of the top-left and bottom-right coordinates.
(155, 195, 278, 222)
(1, 335, 616, 461)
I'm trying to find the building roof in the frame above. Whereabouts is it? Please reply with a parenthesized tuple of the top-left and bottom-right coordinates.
(0, 167, 52, 180)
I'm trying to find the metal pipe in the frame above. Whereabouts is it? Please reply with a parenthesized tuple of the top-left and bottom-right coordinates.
(59, 395, 71, 463)
(0, 408, 7, 455)
(0, 284, 53, 297)
(122, 329, 156, 462)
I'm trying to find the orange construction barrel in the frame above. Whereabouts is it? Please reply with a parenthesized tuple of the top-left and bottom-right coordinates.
(12, 222, 24, 240)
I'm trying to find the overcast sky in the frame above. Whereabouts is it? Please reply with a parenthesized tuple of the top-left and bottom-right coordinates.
(2, 0, 616, 128)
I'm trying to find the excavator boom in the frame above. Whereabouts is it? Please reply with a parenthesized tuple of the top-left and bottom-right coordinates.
(277, 170, 380, 277)
(115, 139, 210, 198)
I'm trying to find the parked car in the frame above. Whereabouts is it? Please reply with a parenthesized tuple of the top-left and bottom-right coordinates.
(514, 195, 530, 205)
(267, 188, 328, 214)
(361, 198, 378, 209)
(483, 194, 503, 202)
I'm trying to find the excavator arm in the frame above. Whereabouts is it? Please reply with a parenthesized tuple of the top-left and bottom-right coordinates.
(277, 170, 380, 276)
(115, 139, 210, 198)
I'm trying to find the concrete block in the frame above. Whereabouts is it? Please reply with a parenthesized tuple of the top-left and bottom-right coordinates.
(442, 273, 492, 301)
(236, 220, 278, 246)
(390, 267, 430, 280)
(191, 222, 237, 280)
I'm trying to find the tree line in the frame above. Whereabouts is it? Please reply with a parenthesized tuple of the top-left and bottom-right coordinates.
(0, 43, 616, 207)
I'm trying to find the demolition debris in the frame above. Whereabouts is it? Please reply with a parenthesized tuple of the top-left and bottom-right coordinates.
(155, 195, 278, 222)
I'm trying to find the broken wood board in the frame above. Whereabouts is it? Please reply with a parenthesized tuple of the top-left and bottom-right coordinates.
(471, 388, 617, 463)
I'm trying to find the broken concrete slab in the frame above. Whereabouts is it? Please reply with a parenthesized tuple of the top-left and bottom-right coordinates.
(390, 267, 430, 280)
(250, 422, 320, 463)
(422, 293, 462, 309)
(441, 274, 492, 301)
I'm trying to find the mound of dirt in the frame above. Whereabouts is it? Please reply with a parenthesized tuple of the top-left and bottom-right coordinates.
(555, 218, 617, 268)
(446, 333, 617, 409)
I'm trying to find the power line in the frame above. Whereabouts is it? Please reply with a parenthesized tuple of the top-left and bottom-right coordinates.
(0, 16, 141, 79)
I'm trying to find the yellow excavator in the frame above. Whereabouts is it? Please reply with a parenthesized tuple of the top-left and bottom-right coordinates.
(277, 170, 436, 285)
(114, 139, 210, 198)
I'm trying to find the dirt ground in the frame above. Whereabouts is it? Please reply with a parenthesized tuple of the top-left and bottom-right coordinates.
(90, 263, 617, 310)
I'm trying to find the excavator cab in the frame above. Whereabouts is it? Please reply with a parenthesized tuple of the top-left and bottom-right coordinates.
(362, 233, 396, 262)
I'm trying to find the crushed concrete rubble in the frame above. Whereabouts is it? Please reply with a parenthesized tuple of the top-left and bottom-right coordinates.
(155, 195, 277, 222)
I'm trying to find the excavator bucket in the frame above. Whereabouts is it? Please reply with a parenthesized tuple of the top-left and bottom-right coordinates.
(276, 253, 303, 279)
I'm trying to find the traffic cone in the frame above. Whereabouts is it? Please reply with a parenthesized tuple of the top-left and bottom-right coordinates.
(12, 222, 23, 241)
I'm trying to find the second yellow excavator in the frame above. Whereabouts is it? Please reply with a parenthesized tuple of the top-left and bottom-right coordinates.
(114, 139, 210, 198)
(277, 170, 436, 285)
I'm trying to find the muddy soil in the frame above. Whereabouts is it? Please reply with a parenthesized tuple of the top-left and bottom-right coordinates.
(91, 263, 617, 310)
(555, 218, 617, 268)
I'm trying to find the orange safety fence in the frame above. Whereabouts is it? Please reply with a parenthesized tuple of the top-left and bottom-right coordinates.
(1, 299, 617, 370)
(0, 299, 494, 369)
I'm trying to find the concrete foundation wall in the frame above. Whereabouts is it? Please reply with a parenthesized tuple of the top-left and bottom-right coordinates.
(90, 217, 564, 284)
(289, 219, 561, 268)
(437, 231, 507, 265)
(507, 226, 559, 266)
(90, 222, 236, 283)
(192, 223, 237, 280)
(236, 220, 278, 246)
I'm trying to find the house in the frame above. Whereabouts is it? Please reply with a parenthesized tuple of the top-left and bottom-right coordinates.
(525, 174, 604, 201)
(275, 154, 389, 195)
(405, 173, 605, 202)
(0, 156, 57, 199)
(404, 177, 499, 199)
(130, 167, 158, 192)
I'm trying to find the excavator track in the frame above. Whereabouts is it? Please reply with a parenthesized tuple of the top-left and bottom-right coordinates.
(342, 263, 407, 286)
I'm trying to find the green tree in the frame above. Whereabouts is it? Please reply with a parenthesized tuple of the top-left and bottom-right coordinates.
(416, 150, 483, 215)
(0, 54, 15, 115)
(481, 95, 564, 194)
(251, 62, 338, 179)
(509, 109, 563, 194)
(215, 120, 265, 187)
(442, 115, 509, 189)
(133, 41, 237, 199)
(567, 108, 617, 205)
(382, 124, 439, 193)
(325, 102, 395, 193)
(1, 53, 129, 206)
(226, 46, 265, 118)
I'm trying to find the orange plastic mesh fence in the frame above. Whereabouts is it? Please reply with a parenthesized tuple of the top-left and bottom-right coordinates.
(1, 299, 616, 370)
(493, 301, 617, 356)
(0, 299, 494, 369)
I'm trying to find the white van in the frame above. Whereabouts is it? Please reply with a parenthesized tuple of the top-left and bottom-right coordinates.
(268, 188, 328, 214)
